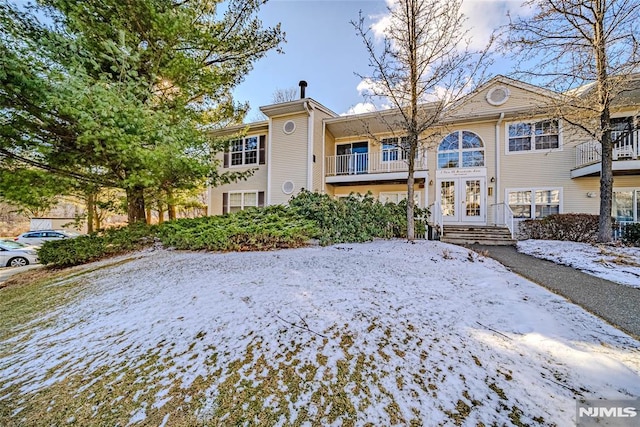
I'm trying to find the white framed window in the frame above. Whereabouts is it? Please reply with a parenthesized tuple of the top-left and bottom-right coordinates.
(381, 136, 412, 162)
(507, 119, 561, 153)
(224, 135, 266, 168)
(223, 190, 264, 213)
(230, 136, 258, 166)
(507, 188, 562, 219)
(612, 188, 640, 223)
(379, 191, 421, 207)
(437, 131, 484, 169)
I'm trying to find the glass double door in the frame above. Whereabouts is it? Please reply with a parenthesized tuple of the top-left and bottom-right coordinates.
(438, 177, 486, 223)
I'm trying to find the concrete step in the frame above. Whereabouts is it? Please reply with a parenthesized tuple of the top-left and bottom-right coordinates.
(441, 225, 516, 246)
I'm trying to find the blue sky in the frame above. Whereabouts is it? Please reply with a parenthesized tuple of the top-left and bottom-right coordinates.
(235, 0, 526, 120)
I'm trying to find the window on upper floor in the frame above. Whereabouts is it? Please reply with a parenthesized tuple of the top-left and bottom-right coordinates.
(381, 137, 411, 162)
(437, 131, 484, 169)
(507, 119, 560, 153)
(507, 188, 561, 219)
(224, 135, 266, 167)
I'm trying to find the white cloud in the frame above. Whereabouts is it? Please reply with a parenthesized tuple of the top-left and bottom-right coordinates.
(342, 102, 378, 116)
(369, 0, 532, 52)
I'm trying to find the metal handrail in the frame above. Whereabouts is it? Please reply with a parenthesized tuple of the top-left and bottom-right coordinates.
(428, 200, 443, 236)
(490, 202, 515, 238)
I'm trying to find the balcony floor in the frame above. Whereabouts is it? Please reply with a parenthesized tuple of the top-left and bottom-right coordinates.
(571, 159, 640, 178)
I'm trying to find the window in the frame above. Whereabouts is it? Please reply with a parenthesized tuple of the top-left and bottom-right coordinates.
(612, 189, 640, 223)
(437, 131, 484, 169)
(381, 137, 410, 162)
(507, 119, 560, 153)
(507, 188, 561, 219)
(379, 191, 420, 206)
(224, 135, 266, 167)
(222, 191, 265, 213)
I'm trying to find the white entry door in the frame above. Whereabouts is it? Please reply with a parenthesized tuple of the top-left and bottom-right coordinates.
(438, 177, 486, 223)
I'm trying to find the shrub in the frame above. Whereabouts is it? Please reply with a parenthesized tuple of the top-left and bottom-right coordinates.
(621, 223, 640, 246)
(156, 205, 317, 251)
(518, 213, 600, 242)
(38, 224, 156, 268)
(288, 190, 428, 245)
(39, 190, 429, 267)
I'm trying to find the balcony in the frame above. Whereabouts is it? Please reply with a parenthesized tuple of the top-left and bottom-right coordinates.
(572, 130, 640, 178)
(325, 151, 428, 184)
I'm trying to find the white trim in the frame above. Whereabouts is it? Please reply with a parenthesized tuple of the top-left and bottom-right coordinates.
(437, 130, 486, 169)
(226, 190, 260, 213)
(306, 102, 314, 191)
(283, 120, 296, 135)
(572, 159, 640, 178)
(326, 170, 428, 184)
(504, 119, 563, 155)
(495, 113, 504, 207)
(228, 135, 262, 168)
(321, 120, 326, 192)
(504, 187, 564, 219)
(379, 191, 422, 208)
(267, 119, 273, 205)
(486, 86, 510, 106)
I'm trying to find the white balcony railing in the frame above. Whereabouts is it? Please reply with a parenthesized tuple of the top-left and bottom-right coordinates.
(325, 151, 427, 177)
(490, 203, 516, 238)
(575, 130, 640, 168)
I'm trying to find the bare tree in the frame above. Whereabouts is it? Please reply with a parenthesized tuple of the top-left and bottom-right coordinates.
(352, 0, 492, 240)
(272, 87, 299, 103)
(505, 0, 640, 242)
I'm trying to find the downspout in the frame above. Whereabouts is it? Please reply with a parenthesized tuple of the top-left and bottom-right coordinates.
(303, 101, 314, 191)
(322, 120, 326, 193)
(495, 112, 505, 223)
(267, 117, 273, 205)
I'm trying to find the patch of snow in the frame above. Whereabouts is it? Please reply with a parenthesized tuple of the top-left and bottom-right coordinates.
(0, 240, 638, 425)
(518, 240, 640, 288)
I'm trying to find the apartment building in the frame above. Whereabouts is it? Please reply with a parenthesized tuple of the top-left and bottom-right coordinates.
(209, 76, 640, 235)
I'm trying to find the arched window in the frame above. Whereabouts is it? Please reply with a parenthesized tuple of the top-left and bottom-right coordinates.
(437, 131, 484, 169)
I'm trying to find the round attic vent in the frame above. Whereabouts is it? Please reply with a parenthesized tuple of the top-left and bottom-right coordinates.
(486, 86, 510, 106)
(282, 180, 295, 195)
(283, 120, 296, 134)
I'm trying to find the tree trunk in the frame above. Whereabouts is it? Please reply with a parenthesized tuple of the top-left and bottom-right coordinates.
(126, 186, 146, 224)
(166, 189, 177, 220)
(594, 2, 612, 243)
(86, 192, 95, 234)
(145, 206, 152, 225)
(157, 201, 165, 224)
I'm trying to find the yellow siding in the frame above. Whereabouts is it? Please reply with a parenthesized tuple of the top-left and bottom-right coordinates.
(312, 111, 332, 193)
(329, 183, 427, 208)
(269, 114, 309, 205)
(453, 84, 554, 118)
(208, 148, 268, 215)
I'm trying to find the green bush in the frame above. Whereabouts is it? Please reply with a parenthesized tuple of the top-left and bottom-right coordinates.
(38, 224, 156, 268)
(288, 190, 428, 245)
(39, 190, 427, 267)
(518, 213, 601, 242)
(156, 205, 317, 251)
(621, 222, 640, 246)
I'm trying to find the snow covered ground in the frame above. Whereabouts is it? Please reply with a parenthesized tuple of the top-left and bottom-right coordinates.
(0, 240, 639, 426)
(518, 239, 640, 289)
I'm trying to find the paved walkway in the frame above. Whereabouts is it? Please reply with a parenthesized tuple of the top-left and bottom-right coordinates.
(471, 245, 640, 340)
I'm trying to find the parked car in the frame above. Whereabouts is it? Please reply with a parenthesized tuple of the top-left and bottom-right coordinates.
(14, 229, 80, 247)
(0, 240, 39, 267)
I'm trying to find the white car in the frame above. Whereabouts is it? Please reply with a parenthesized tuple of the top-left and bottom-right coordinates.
(14, 229, 80, 247)
(0, 240, 39, 267)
